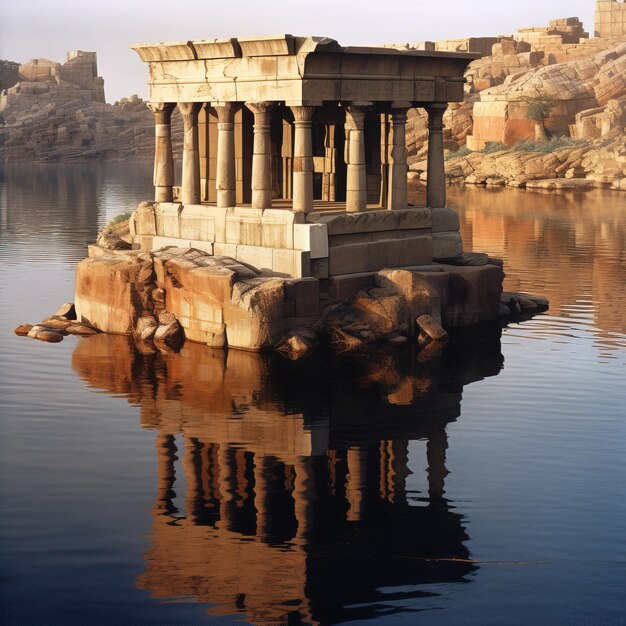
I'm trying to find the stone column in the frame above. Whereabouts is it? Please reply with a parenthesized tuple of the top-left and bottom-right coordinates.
(426, 103, 447, 208)
(388, 104, 410, 210)
(147, 102, 175, 202)
(246, 101, 273, 209)
(344, 102, 371, 213)
(178, 102, 202, 205)
(291, 105, 316, 215)
(214, 102, 238, 208)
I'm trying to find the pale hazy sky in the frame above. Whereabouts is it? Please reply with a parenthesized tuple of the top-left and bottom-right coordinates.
(1, 0, 596, 102)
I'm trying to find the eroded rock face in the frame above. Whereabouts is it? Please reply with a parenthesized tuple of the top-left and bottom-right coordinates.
(97, 218, 133, 250)
(320, 262, 504, 349)
(75, 250, 150, 334)
(73, 243, 508, 353)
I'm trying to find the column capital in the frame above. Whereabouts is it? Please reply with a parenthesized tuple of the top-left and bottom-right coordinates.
(390, 108, 409, 123)
(291, 105, 316, 123)
(344, 101, 372, 129)
(426, 103, 448, 129)
(147, 101, 175, 123)
(245, 101, 274, 115)
(178, 102, 202, 118)
(213, 102, 240, 124)
(147, 101, 175, 113)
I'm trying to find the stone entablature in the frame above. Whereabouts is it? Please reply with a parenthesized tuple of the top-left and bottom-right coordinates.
(132, 35, 473, 105)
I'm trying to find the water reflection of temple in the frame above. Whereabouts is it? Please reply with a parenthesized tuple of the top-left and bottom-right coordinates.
(73, 334, 503, 624)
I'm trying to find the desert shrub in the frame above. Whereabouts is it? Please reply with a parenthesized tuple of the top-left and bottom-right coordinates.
(526, 98, 554, 122)
(109, 211, 132, 226)
(482, 141, 509, 154)
(513, 137, 587, 153)
(445, 146, 473, 160)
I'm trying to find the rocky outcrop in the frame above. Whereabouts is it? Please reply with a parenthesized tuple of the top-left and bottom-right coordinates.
(0, 50, 182, 163)
(72, 239, 507, 353)
(404, 9, 626, 188)
(14, 302, 99, 344)
(467, 41, 626, 149)
(0, 83, 175, 162)
(432, 133, 626, 190)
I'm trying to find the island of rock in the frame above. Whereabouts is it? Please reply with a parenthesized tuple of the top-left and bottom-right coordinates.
(68, 34, 518, 353)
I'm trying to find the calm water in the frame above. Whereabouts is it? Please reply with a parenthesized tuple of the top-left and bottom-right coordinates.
(1, 164, 625, 625)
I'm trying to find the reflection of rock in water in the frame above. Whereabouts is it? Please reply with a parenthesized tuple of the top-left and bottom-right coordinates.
(449, 185, 626, 339)
(72, 333, 503, 624)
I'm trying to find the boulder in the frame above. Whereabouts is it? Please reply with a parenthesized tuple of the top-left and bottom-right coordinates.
(153, 320, 184, 351)
(65, 323, 99, 336)
(40, 317, 73, 331)
(14, 323, 33, 336)
(225, 278, 286, 350)
(54, 303, 76, 319)
(329, 327, 365, 353)
(277, 333, 314, 360)
(27, 326, 64, 343)
(158, 311, 177, 325)
(135, 315, 158, 340)
(75, 250, 149, 334)
(416, 314, 449, 344)
(375, 269, 440, 324)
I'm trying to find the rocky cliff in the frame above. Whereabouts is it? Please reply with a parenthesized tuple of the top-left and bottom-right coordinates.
(405, 10, 626, 191)
(0, 51, 182, 163)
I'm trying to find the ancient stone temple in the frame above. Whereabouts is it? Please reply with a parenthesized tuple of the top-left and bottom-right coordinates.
(130, 35, 476, 277)
(74, 36, 508, 352)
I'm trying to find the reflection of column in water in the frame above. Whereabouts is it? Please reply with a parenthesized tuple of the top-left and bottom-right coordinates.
(182, 436, 202, 522)
(293, 456, 316, 539)
(155, 433, 177, 514)
(206, 443, 221, 505)
(328, 450, 339, 496)
(379, 440, 409, 505)
(217, 445, 237, 530)
(253, 453, 271, 538)
(235, 449, 249, 508)
(199, 441, 213, 509)
(427, 428, 449, 499)
(346, 447, 368, 521)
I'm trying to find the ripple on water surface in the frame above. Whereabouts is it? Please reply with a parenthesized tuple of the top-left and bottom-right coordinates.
(0, 167, 625, 624)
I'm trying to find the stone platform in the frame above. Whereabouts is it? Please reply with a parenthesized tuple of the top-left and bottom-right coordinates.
(131, 202, 464, 279)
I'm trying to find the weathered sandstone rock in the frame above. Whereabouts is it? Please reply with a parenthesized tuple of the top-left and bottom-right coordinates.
(40, 317, 73, 331)
(27, 326, 64, 343)
(65, 323, 99, 336)
(14, 323, 33, 336)
(153, 320, 184, 350)
(276, 333, 314, 360)
(416, 314, 449, 343)
(54, 303, 76, 319)
(135, 315, 158, 340)
(75, 250, 150, 334)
